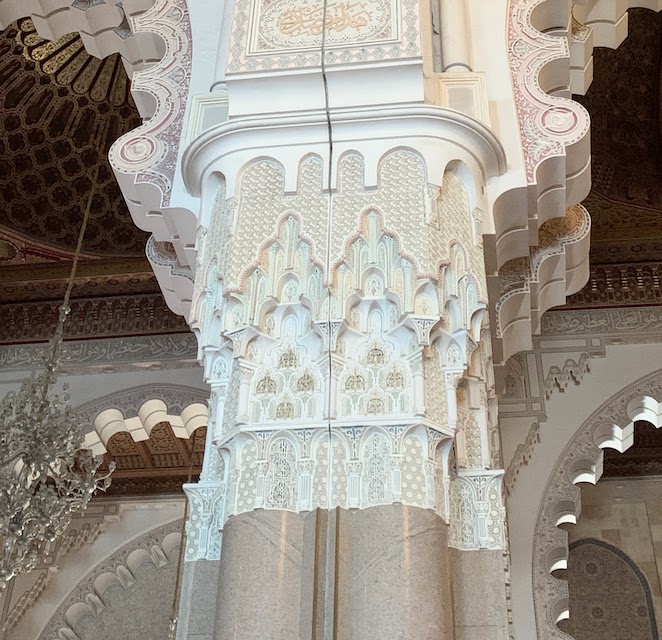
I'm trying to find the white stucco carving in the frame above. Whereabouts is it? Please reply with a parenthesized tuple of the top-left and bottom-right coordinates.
(84, 398, 208, 455)
(179, 147, 507, 558)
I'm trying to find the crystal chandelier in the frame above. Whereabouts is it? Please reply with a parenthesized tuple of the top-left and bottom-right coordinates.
(0, 177, 114, 589)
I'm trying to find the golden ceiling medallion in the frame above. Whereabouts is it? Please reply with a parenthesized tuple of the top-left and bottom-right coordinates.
(14, 18, 131, 106)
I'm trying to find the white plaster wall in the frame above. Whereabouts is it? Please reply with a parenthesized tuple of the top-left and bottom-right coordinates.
(505, 341, 662, 638)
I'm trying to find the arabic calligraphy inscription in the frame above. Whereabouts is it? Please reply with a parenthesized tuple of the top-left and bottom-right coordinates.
(255, 0, 394, 52)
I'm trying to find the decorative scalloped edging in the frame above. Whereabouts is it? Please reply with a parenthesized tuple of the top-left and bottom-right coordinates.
(109, 0, 192, 213)
(75, 383, 208, 422)
(0, 0, 163, 73)
(571, 0, 662, 95)
(544, 352, 591, 398)
(495, 204, 591, 364)
(75, 383, 209, 454)
(146, 236, 195, 318)
(85, 398, 208, 454)
(508, 0, 591, 204)
(38, 522, 182, 640)
(533, 368, 662, 638)
(504, 421, 540, 494)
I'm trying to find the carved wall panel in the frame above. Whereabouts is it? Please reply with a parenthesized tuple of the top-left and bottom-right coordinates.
(227, 0, 420, 73)
(561, 539, 658, 640)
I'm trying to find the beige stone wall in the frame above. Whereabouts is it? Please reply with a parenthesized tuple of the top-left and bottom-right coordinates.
(568, 477, 662, 630)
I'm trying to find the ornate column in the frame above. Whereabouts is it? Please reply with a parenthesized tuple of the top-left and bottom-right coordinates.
(7, 0, 592, 635)
(185, 147, 510, 639)
(174, 0, 533, 638)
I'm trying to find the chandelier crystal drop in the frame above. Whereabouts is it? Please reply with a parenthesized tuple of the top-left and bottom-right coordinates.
(0, 174, 114, 589)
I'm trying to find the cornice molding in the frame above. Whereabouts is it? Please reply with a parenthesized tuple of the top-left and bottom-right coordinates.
(182, 104, 508, 199)
(541, 305, 662, 339)
(76, 382, 208, 422)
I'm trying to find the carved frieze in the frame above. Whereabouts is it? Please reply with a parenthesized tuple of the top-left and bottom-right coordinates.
(0, 334, 198, 373)
(0, 294, 188, 344)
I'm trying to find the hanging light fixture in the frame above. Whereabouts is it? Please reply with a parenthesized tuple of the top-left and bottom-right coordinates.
(0, 172, 115, 589)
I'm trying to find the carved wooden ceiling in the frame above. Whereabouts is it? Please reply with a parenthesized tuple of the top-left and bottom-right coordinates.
(576, 9, 662, 266)
(0, 18, 144, 257)
(98, 423, 206, 496)
(604, 422, 662, 478)
(567, 8, 662, 308)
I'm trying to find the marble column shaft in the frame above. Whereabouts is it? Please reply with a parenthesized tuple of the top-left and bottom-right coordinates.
(215, 505, 453, 640)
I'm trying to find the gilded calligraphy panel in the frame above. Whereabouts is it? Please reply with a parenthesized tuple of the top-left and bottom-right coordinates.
(227, 0, 419, 73)
(253, 0, 396, 53)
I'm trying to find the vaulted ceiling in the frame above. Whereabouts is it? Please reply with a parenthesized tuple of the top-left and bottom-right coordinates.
(0, 18, 144, 258)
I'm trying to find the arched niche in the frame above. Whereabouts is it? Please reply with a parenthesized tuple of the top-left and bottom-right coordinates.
(559, 539, 658, 640)
(530, 366, 662, 638)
